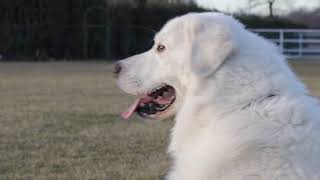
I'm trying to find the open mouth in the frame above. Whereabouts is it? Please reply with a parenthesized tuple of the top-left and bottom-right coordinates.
(122, 85, 176, 120)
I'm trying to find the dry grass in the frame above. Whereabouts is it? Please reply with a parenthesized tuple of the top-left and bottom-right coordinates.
(0, 61, 319, 180)
(290, 60, 320, 96)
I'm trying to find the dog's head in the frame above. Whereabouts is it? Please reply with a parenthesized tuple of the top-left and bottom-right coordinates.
(115, 12, 241, 120)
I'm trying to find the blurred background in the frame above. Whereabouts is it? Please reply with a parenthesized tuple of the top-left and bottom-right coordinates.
(0, 1, 320, 180)
(0, 0, 320, 60)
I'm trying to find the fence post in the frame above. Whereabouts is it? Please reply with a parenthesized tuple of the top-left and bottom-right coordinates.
(298, 33, 303, 57)
(279, 30, 284, 53)
(251, 29, 320, 59)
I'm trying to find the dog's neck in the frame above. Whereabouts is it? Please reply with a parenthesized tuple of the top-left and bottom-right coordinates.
(185, 73, 274, 114)
(169, 56, 307, 156)
(169, 72, 271, 155)
(185, 54, 306, 114)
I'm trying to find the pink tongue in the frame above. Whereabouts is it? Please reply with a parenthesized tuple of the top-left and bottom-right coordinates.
(121, 96, 153, 120)
(121, 99, 141, 120)
(121, 95, 174, 120)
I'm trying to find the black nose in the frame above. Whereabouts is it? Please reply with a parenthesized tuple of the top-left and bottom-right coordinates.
(114, 62, 122, 77)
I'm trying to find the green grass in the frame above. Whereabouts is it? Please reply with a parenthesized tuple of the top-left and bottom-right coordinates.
(0, 61, 319, 180)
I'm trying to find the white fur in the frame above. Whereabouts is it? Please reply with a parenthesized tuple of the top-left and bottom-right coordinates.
(117, 12, 320, 180)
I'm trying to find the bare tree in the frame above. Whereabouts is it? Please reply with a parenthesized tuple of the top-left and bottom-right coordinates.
(267, 0, 276, 18)
(248, 0, 277, 18)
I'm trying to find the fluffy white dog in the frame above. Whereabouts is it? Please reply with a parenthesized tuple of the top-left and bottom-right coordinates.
(115, 12, 320, 180)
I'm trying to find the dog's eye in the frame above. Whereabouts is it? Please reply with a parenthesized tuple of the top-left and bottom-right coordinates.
(157, 44, 166, 53)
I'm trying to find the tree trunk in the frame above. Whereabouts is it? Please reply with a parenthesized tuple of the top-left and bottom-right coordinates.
(268, 1, 274, 18)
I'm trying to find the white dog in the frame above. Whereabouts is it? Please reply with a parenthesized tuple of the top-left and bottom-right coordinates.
(115, 12, 320, 180)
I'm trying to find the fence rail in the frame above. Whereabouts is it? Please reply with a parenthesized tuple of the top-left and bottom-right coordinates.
(251, 29, 320, 59)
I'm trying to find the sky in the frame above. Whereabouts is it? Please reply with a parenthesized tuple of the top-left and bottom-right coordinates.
(195, 0, 320, 15)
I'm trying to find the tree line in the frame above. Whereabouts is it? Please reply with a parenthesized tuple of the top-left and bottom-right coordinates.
(0, 0, 307, 60)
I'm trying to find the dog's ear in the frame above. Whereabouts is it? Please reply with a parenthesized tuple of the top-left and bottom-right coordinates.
(190, 20, 237, 77)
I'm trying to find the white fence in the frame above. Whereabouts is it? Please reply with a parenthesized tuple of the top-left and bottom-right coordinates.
(251, 29, 320, 59)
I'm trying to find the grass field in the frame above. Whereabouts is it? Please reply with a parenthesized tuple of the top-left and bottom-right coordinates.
(0, 61, 319, 180)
